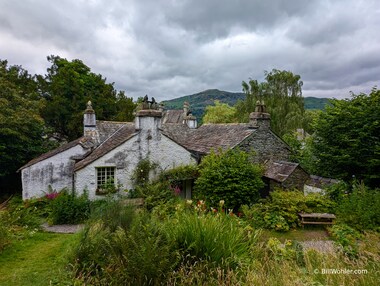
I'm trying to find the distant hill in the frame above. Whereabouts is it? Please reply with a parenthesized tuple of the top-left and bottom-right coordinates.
(162, 89, 330, 119)
(303, 97, 331, 110)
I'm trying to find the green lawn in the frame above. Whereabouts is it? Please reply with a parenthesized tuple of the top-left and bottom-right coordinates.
(0, 232, 78, 286)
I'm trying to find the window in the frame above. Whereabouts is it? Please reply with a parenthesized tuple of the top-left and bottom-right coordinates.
(96, 167, 116, 190)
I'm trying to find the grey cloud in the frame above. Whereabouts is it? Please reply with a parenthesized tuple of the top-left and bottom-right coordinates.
(165, 0, 317, 41)
(0, 0, 379, 101)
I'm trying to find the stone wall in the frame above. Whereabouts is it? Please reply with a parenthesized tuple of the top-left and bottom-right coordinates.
(21, 144, 87, 200)
(281, 167, 309, 191)
(238, 128, 291, 163)
(268, 166, 309, 192)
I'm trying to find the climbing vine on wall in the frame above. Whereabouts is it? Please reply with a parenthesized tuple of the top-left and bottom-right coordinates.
(131, 158, 159, 187)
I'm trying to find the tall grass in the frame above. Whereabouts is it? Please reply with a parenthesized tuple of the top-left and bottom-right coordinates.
(164, 210, 257, 270)
(72, 200, 178, 285)
(70, 199, 380, 285)
(168, 232, 380, 285)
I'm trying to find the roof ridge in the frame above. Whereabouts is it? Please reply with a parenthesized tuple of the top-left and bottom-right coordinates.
(97, 120, 133, 124)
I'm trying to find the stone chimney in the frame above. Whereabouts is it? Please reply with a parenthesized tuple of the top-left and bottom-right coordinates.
(249, 100, 271, 129)
(83, 101, 99, 141)
(182, 101, 197, 129)
(135, 96, 163, 131)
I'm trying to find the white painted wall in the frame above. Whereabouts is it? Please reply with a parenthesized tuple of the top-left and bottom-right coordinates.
(75, 130, 196, 200)
(304, 185, 325, 195)
(21, 144, 88, 200)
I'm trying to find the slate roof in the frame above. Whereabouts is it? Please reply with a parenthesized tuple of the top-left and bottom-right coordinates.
(19, 121, 131, 171)
(264, 161, 300, 182)
(306, 175, 340, 188)
(18, 137, 90, 171)
(97, 121, 129, 142)
(162, 110, 184, 124)
(74, 123, 137, 171)
(162, 123, 254, 154)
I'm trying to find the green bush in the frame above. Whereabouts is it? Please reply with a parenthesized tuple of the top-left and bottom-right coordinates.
(137, 180, 179, 211)
(48, 189, 91, 225)
(194, 149, 264, 211)
(329, 224, 362, 258)
(242, 190, 335, 231)
(335, 182, 380, 231)
(5, 196, 43, 229)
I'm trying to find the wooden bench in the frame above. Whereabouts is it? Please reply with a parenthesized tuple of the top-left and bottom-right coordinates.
(298, 213, 336, 226)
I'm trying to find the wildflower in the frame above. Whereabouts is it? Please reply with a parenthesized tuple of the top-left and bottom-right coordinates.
(219, 200, 225, 207)
(45, 192, 59, 200)
(170, 185, 181, 196)
(175, 204, 183, 211)
(186, 200, 193, 205)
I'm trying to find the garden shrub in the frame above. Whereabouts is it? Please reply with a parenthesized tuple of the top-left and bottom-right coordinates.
(242, 189, 335, 231)
(194, 148, 264, 211)
(335, 182, 380, 231)
(329, 224, 362, 258)
(158, 164, 199, 191)
(137, 180, 179, 211)
(49, 189, 91, 225)
(131, 158, 183, 211)
(266, 237, 305, 266)
(5, 196, 44, 229)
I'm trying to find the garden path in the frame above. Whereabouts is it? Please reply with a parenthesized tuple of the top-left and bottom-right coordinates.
(41, 222, 84, 234)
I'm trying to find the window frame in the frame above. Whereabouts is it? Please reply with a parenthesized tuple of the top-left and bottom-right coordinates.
(96, 166, 116, 192)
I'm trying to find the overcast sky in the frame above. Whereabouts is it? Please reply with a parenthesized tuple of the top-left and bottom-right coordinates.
(1, 0, 379, 101)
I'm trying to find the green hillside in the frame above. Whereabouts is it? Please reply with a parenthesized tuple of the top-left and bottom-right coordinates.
(162, 89, 330, 119)
(303, 97, 331, 110)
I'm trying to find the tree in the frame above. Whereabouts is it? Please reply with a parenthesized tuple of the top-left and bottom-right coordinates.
(0, 60, 52, 178)
(202, 100, 238, 124)
(312, 88, 380, 187)
(237, 69, 305, 137)
(113, 91, 136, 122)
(194, 149, 264, 210)
(40, 56, 136, 141)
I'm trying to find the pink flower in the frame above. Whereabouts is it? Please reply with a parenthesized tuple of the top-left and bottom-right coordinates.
(45, 192, 59, 200)
(170, 185, 181, 196)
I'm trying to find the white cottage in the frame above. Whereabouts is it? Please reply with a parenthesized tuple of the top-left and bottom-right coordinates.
(20, 99, 305, 200)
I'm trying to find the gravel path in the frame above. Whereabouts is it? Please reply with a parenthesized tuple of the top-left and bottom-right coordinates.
(41, 222, 84, 234)
(300, 240, 335, 253)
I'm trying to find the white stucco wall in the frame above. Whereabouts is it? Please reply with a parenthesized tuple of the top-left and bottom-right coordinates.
(75, 129, 196, 200)
(304, 185, 325, 195)
(21, 144, 88, 200)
